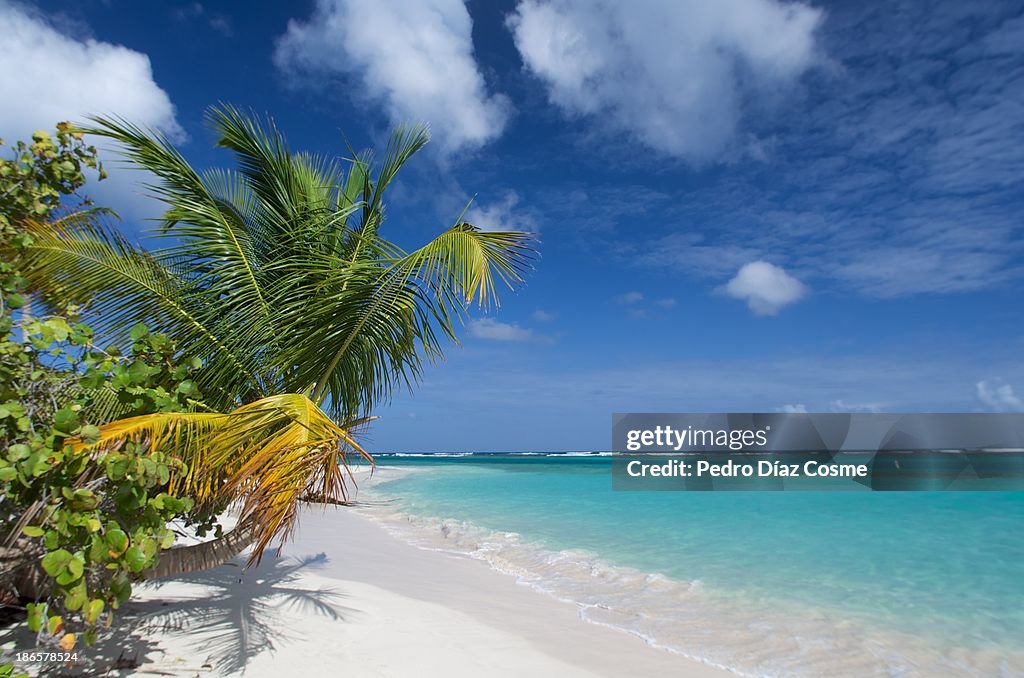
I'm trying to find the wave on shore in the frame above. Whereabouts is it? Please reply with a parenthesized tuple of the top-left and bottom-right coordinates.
(359, 471, 1022, 677)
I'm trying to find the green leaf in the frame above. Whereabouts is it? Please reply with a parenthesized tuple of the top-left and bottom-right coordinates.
(105, 529, 129, 557)
(79, 424, 101, 444)
(140, 538, 158, 560)
(83, 599, 104, 625)
(26, 603, 45, 632)
(64, 582, 87, 611)
(78, 369, 105, 389)
(44, 317, 71, 342)
(106, 455, 129, 480)
(22, 525, 44, 538)
(52, 408, 81, 435)
(67, 555, 85, 579)
(41, 549, 72, 576)
(7, 443, 30, 461)
(127, 360, 152, 385)
(109, 573, 131, 607)
(129, 322, 149, 341)
(123, 546, 149, 573)
(55, 569, 79, 586)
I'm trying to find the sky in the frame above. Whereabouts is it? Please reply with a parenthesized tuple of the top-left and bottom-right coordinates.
(2, 0, 1023, 451)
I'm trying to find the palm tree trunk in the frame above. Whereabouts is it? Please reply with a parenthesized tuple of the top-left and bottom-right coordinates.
(145, 520, 258, 580)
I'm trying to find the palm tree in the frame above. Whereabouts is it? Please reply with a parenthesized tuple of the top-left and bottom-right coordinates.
(23, 105, 535, 573)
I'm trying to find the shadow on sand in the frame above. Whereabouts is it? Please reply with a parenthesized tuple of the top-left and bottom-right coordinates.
(1, 552, 353, 676)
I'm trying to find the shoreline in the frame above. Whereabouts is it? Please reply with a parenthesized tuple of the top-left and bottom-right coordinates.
(111, 504, 733, 677)
(7, 466, 1016, 676)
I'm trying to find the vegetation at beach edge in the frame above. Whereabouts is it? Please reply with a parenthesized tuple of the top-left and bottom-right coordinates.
(0, 110, 535, 667)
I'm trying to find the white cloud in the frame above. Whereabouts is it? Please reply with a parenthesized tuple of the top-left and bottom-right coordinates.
(0, 1, 184, 221)
(465, 191, 536, 232)
(611, 291, 644, 305)
(723, 260, 806, 315)
(174, 3, 233, 37)
(828, 399, 884, 413)
(507, 0, 822, 162)
(531, 309, 557, 322)
(468, 318, 535, 342)
(654, 298, 677, 308)
(779, 404, 808, 413)
(275, 0, 509, 156)
(976, 379, 1024, 412)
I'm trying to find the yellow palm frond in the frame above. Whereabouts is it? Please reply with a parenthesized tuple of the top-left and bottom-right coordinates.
(69, 393, 372, 564)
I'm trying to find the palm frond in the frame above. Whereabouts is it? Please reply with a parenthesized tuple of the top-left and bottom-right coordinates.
(21, 217, 266, 409)
(299, 222, 536, 408)
(69, 393, 371, 564)
(83, 115, 275, 336)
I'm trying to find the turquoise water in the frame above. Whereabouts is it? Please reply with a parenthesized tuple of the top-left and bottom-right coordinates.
(364, 455, 1024, 676)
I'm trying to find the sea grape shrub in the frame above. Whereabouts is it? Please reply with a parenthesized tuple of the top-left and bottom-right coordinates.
(0, 126, 201, 656)
(0, 317, 206, 651)
(0, 122, 104, 226)
(0, 124, 104, 319)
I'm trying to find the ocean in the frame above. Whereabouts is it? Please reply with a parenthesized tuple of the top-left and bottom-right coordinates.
(358, 454, 1024, 677)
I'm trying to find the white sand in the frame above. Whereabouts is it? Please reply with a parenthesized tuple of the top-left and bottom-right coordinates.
(96, 505, 732, 677)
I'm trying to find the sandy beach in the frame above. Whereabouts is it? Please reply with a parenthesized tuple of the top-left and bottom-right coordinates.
(57, 504, 732, 677)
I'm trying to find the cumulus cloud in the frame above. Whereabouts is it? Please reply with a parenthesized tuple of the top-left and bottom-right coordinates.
(468, 318, 535, 341)
(465, 191, 536, 232)
(0, 1, 183, 221)
(723, 260, 807, 315)
(611, 291, 644, 305)
(507, 0, 822, 162)
(976, 379, 1024, 412)
(275, 0, 509, 156)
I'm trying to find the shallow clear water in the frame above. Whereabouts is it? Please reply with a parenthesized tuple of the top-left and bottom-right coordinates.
(363, 455, 1024, 677)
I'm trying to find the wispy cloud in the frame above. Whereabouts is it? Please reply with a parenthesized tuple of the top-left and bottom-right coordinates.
(531, 309, 557, 322)
(275, 0, 509, 157)
(611, 1, 1024, 299)
(374, 345, 1024, 450)
(507, 0, 823, 163)
(611, 291, 644, 305)
(828, 400, 885, 413)
(173, 2, 233, 36)
(976, 378, 1024, 412)
(468, 318, 537, 342)
(465, 191, 537, 232)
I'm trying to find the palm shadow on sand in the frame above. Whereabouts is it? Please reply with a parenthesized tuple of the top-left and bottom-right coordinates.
(2, 553, 350, 676)
(123, 552, 355, 675)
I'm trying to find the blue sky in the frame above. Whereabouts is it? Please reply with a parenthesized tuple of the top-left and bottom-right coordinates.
(2, 0, 1024, 451)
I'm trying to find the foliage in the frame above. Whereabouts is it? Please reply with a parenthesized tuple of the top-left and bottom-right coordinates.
(72, 391, 371, 560)
(0, 122, 105, 231)
(24, 106, 535, 420)
(22, 106, 536, 559)
(0, 127, 197, 657)
(0, 124, 104, 332)
(1, 319, 202, 651)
